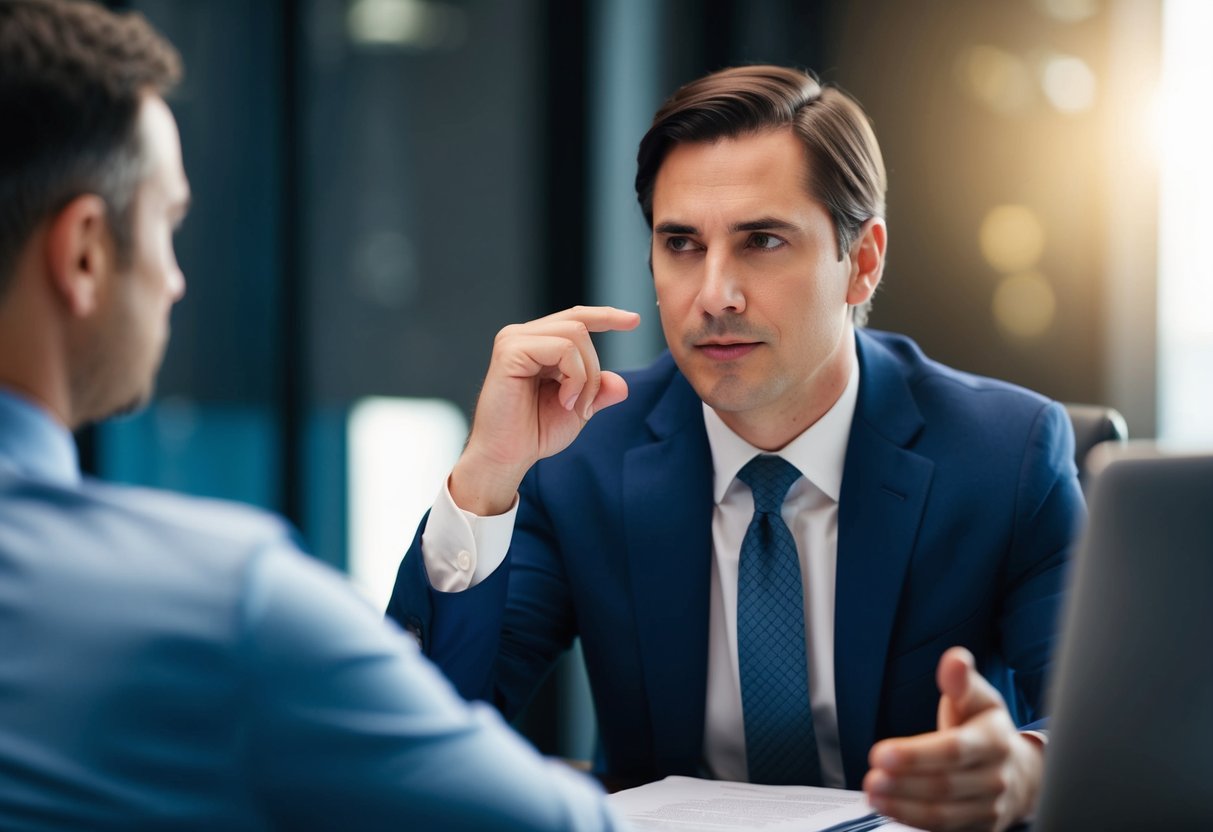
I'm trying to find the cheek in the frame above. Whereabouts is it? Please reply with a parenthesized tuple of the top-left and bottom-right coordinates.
(145, 229, 180, 294)
(787, 257, 850, 310)
(654, 294, 680, 343)
(756, 274, 842, 341)
(652, 279, 692, 347)
(653, 269, 690, 312)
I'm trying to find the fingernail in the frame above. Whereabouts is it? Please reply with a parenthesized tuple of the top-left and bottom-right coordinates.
(562, 394, 576, 411)
(583, 404, 594, 420)
(876, 748, 897, 768)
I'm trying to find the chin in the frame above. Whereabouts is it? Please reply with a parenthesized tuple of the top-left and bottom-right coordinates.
(102, 395, 148, 422)
(695, 376, 765, 415)
(116, 395, 149, 418)
(102, 378, 156, 421)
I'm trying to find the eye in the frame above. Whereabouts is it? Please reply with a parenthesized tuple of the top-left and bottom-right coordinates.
(748, 232, 785, 251)
(665, 236, 699, 253)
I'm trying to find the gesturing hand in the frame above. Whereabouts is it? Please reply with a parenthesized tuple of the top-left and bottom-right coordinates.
(449, 306, 641, 516)
(863, 647, 1045, 832)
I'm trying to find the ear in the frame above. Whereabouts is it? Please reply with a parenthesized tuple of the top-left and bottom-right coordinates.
(846, 217, 887, 306)
(43, 194, 113, 318)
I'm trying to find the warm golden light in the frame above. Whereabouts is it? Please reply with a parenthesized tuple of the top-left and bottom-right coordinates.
(1041, 55, 1097, 113)
(979, 204, 1046, 274)
(1157, 0, 1213, 443)
(955, 45, 1035, 116)
(1033, 0, 1099, 24)
(992, 272, 1057, 340)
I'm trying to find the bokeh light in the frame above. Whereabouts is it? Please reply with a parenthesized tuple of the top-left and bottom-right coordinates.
(992, 272, 1057, 340)
(955, 45, 1036, 115)
(1033, 0, 1100, 24)
(1041, 54, 1098, 113)
(979, 204, 1047, 274)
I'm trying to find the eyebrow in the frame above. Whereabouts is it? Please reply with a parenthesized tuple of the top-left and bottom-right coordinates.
(654, 221, 697, 235)
(733, 217, 797, 233)
(654, 216, 798, 235)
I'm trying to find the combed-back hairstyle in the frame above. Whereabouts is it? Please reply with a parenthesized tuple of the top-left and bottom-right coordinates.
(0, 0, 181, 295)
(635, 65, 887, 323)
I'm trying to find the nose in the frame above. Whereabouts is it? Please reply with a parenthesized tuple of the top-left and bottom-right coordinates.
(168, 267, 186, 303)
(697, 249, 745, 317)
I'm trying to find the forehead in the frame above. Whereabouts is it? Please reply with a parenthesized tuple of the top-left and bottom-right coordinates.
(135, 94, 189, 202)
(651, 128, 813, 221)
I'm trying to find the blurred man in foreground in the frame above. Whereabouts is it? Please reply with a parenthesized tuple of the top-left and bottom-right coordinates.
(0, 2, 624, 828)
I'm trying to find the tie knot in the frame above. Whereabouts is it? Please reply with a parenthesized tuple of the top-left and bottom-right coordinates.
(737, 454, 802, 514)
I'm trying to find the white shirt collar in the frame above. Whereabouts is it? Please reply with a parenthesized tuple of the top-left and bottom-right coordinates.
(703, 357, 860, 505)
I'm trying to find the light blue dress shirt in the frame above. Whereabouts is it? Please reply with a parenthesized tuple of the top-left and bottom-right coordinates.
(0, 388, 622, 831)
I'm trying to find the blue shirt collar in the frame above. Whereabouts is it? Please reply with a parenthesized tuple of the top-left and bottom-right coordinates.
(0, 388, 81, 486)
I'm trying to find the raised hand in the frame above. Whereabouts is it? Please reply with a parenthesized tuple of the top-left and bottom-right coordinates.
(449, 306, 641, 516)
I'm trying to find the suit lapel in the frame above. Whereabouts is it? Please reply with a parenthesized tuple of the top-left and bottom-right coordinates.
(834, 331, 934, 786)
(624, 371, 714, 776)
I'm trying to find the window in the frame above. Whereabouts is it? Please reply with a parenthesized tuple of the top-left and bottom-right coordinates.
(1157, 0, 1213, 445)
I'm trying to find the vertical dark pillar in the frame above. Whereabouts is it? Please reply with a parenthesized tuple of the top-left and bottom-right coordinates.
(541, 0, 591, 313)
(278, 0, 306, 531)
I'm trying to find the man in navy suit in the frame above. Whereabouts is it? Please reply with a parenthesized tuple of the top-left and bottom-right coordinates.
(388, 66, 1083, 831)
(0, 2, 624, 828)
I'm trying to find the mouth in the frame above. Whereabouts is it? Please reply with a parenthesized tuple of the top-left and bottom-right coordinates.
(695, 341, 761, 361)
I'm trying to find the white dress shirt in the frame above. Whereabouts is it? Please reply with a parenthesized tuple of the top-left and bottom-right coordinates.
(420, 363, 860, 788)
(700, 362, 858, 787)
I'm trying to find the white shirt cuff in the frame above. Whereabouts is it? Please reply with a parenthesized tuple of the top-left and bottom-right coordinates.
(1020, 729, 1048, 747)
(419, 476, 519, 592)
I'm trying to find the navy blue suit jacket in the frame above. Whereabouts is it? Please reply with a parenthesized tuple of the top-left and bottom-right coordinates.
(388, 329, 1084, 788)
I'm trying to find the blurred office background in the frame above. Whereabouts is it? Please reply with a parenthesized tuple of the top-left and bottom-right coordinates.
(85, 0, 1211, 757)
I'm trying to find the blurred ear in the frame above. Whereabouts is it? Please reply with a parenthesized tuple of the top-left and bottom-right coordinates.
(846, 217, 887, 306)
(44, 194, 112, 318)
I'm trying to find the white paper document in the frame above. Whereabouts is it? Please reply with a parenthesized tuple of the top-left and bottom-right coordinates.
(609, 776, 924, 831)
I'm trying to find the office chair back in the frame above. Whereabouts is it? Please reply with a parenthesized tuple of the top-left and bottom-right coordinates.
(1063, 403, 1128, 491)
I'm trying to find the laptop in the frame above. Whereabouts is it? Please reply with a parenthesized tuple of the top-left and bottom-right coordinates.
(1034, 445, 1213, 830)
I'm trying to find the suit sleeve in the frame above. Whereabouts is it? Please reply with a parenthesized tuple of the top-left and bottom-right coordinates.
(242, 543, 622, 832)
(385, 509, 516, 701)
(1000, 400, 1086, 724)
(386, 469, 578, 717)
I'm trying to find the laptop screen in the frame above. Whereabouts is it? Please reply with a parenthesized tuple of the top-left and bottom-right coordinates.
(1034, 448, 1213, 830)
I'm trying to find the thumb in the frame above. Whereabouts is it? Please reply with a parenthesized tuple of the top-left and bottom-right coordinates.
(588, 371, 630, 416)
(936, 646, 1003, 730)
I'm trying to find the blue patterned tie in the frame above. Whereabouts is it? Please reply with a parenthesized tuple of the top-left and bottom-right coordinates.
(736, 454, 821, 785)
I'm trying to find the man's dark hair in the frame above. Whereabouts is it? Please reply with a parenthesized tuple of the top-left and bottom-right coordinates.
(635, 65, 887, 324)
(0, 0, 181, 295)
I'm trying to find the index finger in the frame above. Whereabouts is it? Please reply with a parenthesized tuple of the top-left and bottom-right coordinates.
(541, 305, 641, 333)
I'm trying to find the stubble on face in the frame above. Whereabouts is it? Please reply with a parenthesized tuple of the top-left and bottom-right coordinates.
(677, 312, 781, 412)
(68, 276, 163, 425)
(649, 130, 859, 448)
